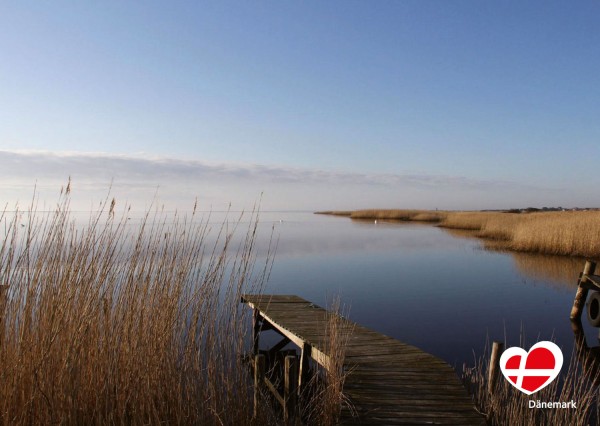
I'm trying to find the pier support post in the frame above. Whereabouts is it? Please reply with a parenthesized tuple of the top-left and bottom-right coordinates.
(253, 354, 265, 419)
(284, 355, 298, 424)
(570, 261, 596, 320)
(487, 341, 504, 394)
(298, 343, 312, 394)
(252, 310, 261, 355)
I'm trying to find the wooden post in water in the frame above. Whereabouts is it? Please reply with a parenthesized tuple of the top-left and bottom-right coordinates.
(253, 354, 265, 419)
(570, 261, 597, 320)
(284, 355, 298, 424)
(252, 310, 261, 355)
(487, 341, 504, 394)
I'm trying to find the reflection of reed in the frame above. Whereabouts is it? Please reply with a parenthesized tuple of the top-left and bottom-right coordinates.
(438, 227, 481, 241)
(439, 228, 509, 252)
(440, 227, 584, 288)
(511, 252, 584, 288)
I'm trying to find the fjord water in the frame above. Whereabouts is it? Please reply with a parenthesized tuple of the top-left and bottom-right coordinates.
(253, 212, 594, 369)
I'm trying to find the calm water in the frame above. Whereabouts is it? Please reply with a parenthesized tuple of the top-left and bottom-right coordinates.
(251, 212, 595, 369)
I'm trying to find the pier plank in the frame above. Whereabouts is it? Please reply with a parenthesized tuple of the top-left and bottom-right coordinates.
(242, 294, 485, 425)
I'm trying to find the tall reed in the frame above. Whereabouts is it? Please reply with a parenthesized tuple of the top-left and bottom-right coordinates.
(301, 297, 354, 425)
(509, 211, 600, 257)
(0, 186, 276, 425)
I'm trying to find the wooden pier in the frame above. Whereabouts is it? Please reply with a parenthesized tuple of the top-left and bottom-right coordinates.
(242, 294, 485, 425)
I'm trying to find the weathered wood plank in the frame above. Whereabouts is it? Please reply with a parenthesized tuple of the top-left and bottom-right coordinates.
(242, 294, 485, 425)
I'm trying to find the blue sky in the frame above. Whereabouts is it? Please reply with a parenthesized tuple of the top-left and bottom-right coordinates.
(1, 1, 600, 210)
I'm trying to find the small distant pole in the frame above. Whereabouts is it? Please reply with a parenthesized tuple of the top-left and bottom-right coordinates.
(488, 341, 504, 394)
(570, 261, 596, 320)
(284, 355, 298, 424)
(253, 354, 265, 419)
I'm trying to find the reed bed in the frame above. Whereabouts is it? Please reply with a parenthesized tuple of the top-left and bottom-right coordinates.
(462, 340, 600, 425)
(437, 211, 490, 230)
(314, 211, 352, 217)
(439, 210, 600, 258)
(509, 211, 600, 258)
(338, 209, 448, 222)
(0, 187, 277, 425)
(477, 213, 525, 240)
(318, 209, 600, 258)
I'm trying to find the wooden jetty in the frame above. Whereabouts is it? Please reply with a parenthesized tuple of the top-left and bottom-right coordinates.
(242, 294, 485, 425)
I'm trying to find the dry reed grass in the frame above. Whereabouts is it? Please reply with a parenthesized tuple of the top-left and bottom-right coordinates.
(440, 211, 600, 258)
(477, 213, 525, 240)
(410, 211, 446, 222)
(300, 297, 354, 425)
(509, 211, 600, 258)
(438, 212, 491, 230)
(314, 211, 352, 217)
(350, 209, 447, 222)
(316, 209, 447, 222)
(462, 340, 600, 425)
(0, 185, 277, 425)
(320, 298, 354, 425)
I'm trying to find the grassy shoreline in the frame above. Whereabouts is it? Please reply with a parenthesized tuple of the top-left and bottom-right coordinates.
(316, 209, 600, 259)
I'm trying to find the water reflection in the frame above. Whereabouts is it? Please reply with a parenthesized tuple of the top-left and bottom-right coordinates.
(262, 213, 600, 371)
(259, 216, 466, 258)
(439, 227, 584, 289)
(510, 253, 583, 289)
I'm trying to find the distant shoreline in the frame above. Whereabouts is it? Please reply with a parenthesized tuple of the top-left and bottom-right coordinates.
(315, 209, 600, 259)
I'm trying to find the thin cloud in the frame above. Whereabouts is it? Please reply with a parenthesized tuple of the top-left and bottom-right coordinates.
(0, 149, 540, 191)
(2, 149, 574, 212)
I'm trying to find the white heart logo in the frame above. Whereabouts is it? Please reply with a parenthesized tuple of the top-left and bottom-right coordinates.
(499, 341, 563, 395)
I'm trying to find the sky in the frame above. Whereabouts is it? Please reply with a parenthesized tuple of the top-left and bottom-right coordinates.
(1, 1, 600, 211)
